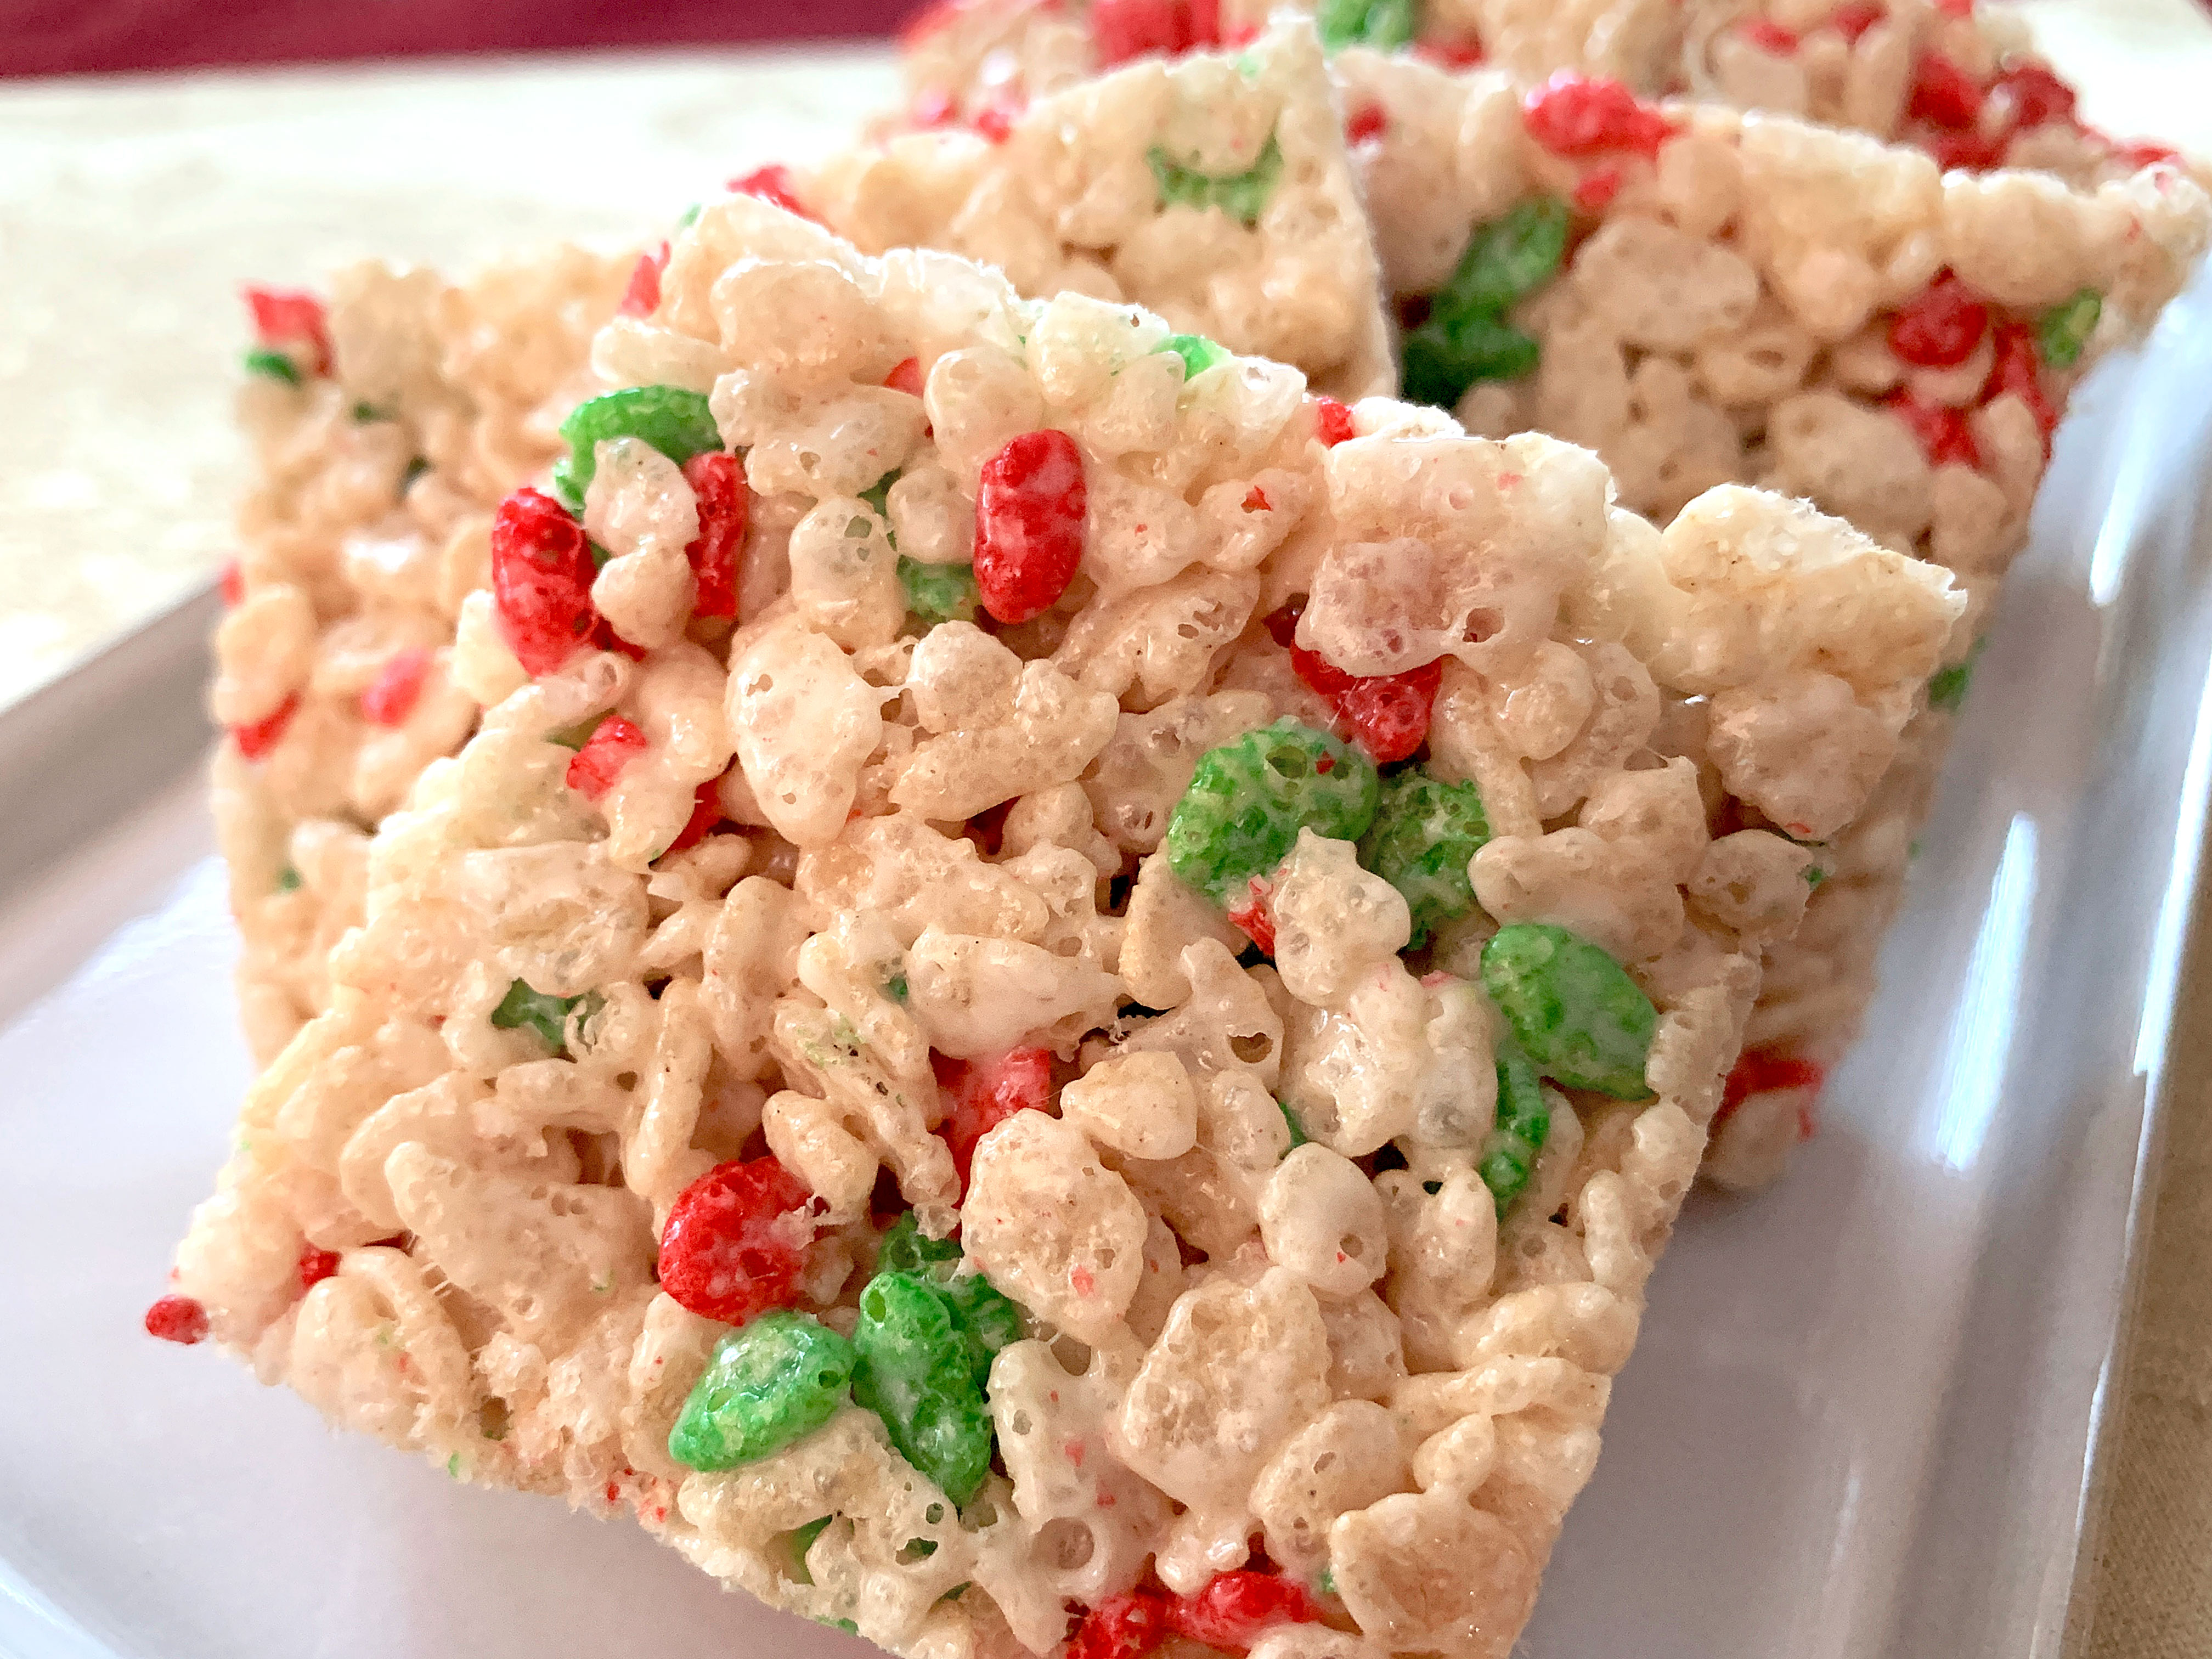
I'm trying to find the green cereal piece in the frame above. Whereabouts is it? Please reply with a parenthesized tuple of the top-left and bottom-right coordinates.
(1278, 1098, 1310, 1150)
(1357, 768, 1491, 946)
(490, 979, 599, 1054)
(678, 203, 703, 229)
(1398, 199, 1565, 409)
(783, 1514, 834, 1584)
(1479, 1039, 1551, 1216)
(873, 1217, 1022, 1385)
(351, 401, 389, 423)
(1437, 198, 1572, 319)
(861, 472, 898, 543)
(1165, 719, 1381, 905)
(939, 1272, 1024, 1382)
(552, 385, 723, 511)
(2036, 287, 2102, 369)
(1480, 923, 1657, 1099)
(1317, 1566, 1336, 1598)
(1156, 333, 1231, 382)
(1400, 311, 1541, 410)
(275, 865, 302, 894)
(879, 1211, 962, 1276)
(900, 558, 979, 627)
(1928, 638, 1984, 712)
(1315, 0, 1417, 50)
(1148, 136, 1284, 228)
(668, 1312, 857, 1472)
(852, 1271, 997, 1505)
(243, 347, 302, 385)
(1805, 866, 1828, 888)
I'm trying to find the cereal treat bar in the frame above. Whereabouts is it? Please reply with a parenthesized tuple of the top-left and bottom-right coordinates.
(157, 199, 1964, 1658)
(216, 252, 633, 1063)
(1671, 0, 2195, 188)
(1338, 61, 2209, 1183)
(801, 16, 1397, 399)
(897, 0, 2192, 191)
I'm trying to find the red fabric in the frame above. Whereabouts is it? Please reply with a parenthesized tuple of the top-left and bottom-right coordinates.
(3, 0, 916, 77)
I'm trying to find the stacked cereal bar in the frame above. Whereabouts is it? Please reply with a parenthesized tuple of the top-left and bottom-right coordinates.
(800, 19, 1397, 399)
(215, 251, 631, 1062)
(895, 0, 2183, 180)
(157, 201, 1966, 1659)
(1338, 59, 2209, 1181)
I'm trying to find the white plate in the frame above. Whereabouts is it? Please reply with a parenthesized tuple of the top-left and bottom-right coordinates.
(6, 221, 2212, 1659)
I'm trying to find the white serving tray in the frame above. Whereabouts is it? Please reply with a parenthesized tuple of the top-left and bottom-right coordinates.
(4, 275, 2210, 1659)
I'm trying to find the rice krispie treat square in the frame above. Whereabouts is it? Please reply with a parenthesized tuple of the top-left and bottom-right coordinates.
(216, 250, 632, 1062)
(799, 16, 1397, 400)
(896, 0, 2188, 189)
(156, 199, 1963, 1659)
(1337, 58, 2210, 1183)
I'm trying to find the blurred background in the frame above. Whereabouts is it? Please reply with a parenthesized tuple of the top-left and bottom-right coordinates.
(2, 0, 913, 77)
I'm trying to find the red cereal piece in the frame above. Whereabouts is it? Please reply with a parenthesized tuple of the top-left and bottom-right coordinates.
(658, 1156, 821, 1324)
(885, 356, 927, 398)
(1983, 321, 2058, 448)
(973, 428, 1087, 624)
(566, 715, 650, 802)
(298, 1245, 342, 1291)
(1719, 1047, 1827, 1124)
(490, 486, 602, 676)
(1572, 164, 1625, 212)
(973, 91, 1025, 144)
(1414, 36, 1486, 69)
(1288, 641, 1443, 764)
(730, 164, 817, 222)
(1225, 876, 1276, 956)
(243, 285, 333, 376)
(1739, 18, 1798, 54)
(1888, 272, 1989, 368)
(1885, 389, 1982, 469)
(218, 560, 245, 607)
(1522, 73, 1676, 160)
(1934, 0, 1973, 16)
(1311, 396, 1356, 447)
(1067, 1590, 1176, 1659)
(1926, 127, 2010, 172)
(1829, 2, 1884, 43)
(1993, 63, 2076, 129)
(619, 240, 670, 319)
(663, 781, 725, 856)
(1344, 101, 1387, 145)
(1908, 52, 1985, 129)
(233, 693, 299, 761)
(1242, 485, 1271, 512)
(936, 1046, 1055, 1195)
(2117, 139, 2182, 170)
(360, 646, 433, 727)
(1172, 1571, 1325, 1650)
(1091, 0, 1217, 65)
(680, 451, 747, 620)
(144, 1294, 210, 1345)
